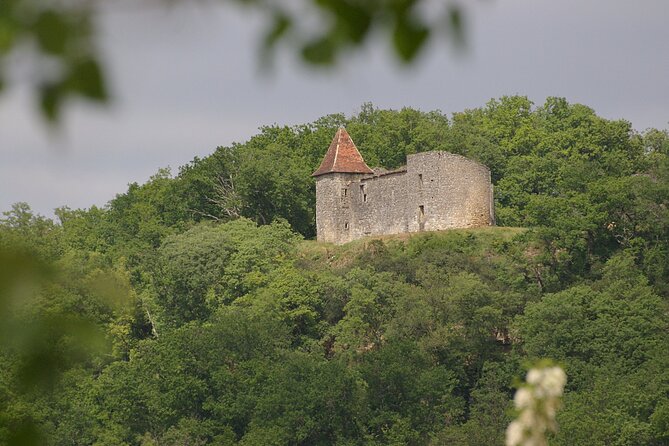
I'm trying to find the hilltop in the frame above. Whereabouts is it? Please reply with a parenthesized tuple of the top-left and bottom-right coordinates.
(299, 226, 526, 268)
(1, 98, 668, 445)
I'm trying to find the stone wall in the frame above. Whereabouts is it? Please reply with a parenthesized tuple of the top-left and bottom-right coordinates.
(315, 151, 494, 244)
(349, 170, 408, 240)
(406, 152, 494, 232)
(315, 173, 359, 244)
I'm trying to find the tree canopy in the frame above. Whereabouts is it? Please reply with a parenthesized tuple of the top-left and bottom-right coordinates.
(1, 99, 668, 445)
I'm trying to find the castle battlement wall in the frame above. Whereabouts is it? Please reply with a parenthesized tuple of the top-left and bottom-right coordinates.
(313, 129, 494, 244)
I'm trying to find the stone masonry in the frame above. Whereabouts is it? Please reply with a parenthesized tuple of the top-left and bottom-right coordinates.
(313, 127, 495, 244)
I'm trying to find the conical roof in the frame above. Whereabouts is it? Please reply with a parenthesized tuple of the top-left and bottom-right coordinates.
(312, 127, 374, 177)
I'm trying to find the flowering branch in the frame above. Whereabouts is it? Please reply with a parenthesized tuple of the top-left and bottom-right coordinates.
(506, 364, 567, 446)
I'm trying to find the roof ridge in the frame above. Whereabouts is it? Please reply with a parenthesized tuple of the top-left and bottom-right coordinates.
(332, 130, 341, 167)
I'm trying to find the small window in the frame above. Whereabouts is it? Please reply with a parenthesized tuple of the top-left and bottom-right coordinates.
(360, 185, 367, 202)
(419, 205, 425, 222)
(344, 222, 349, 230)
(418, 174, 423, 187)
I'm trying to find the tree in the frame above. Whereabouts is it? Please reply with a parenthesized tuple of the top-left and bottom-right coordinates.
(148, 218, 300, 329)
(2, 101, 669, 445)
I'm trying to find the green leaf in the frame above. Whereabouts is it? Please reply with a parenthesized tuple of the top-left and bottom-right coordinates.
(68, 58, 107, 100)
(260, 12, 292, 69)
(7, 419, 43, 446)
(0, 19, 16, 54)
(315, 0, 371, 43)
(393, 17, 429, 62)
(263, 13, 292, 50)
(39, 82, 62, 123)
(34, 10, 69, 55)
(302, 37, 336, 65)
(447, 6, 465, 47)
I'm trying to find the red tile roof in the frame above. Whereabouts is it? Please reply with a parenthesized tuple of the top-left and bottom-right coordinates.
(312, 127, 374, 177)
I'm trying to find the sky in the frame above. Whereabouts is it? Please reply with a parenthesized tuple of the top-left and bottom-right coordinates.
(1, 0, 668, 218)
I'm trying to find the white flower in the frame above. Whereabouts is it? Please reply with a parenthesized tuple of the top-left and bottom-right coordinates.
(526, 368, 542, 385)
(506, 420, 524, 446)
(506, 365, 567, 446)
(542, 367, 567, 397)
(514, 388, 533, 409)
(545, 403, 557, 419)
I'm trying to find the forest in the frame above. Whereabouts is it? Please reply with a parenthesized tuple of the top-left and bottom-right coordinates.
(1, 97, 668, 445)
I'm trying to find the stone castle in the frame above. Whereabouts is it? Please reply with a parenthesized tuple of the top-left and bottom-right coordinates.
(312, 128, 495, 244)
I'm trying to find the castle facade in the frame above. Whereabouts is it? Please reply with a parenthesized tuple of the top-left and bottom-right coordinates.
(313, 128, 495, 244)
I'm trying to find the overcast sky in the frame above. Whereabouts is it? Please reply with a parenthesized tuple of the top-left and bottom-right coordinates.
(1, 0, 668, 218)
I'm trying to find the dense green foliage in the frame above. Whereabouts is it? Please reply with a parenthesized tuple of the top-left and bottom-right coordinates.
(1, 98, 668, 445)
